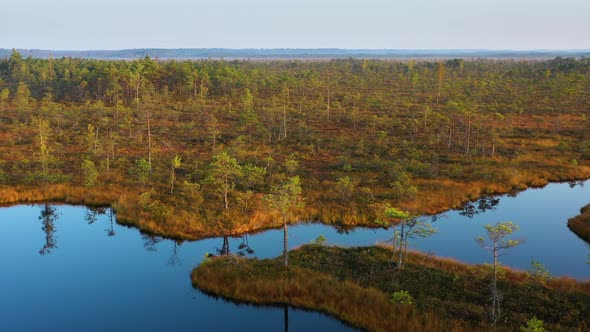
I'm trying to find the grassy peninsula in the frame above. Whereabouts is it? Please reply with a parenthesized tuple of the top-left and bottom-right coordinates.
(192, 245, 590, 331)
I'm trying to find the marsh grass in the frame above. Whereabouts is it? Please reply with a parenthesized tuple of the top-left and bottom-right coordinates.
(192, 245, 590, 331)
(192, 256, 467, 332)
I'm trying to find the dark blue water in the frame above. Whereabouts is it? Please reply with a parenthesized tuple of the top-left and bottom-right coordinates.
(0, 180, 589, 331)
(0, 205, 355, 332)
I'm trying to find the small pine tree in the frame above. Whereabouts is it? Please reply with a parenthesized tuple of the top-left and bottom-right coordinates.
(81, 159, 98, 187)
(520, 317, 547, 332)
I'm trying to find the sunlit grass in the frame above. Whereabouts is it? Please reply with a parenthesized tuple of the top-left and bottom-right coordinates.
(193, 245, 590, 331)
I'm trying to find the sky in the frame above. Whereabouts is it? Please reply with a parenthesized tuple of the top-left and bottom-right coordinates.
(3, 0, 589, 50)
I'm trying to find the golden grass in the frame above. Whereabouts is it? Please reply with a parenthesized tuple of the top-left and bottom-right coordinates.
(193, 245, 590, 331)
(192, 257, 469, 332)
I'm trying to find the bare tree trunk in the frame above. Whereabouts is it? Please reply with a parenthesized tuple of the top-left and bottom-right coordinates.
(392, 227, 398, 263)
(491, 243, 499, 324)
(491, 141, 496, 158)
(224, 177, 229, 211)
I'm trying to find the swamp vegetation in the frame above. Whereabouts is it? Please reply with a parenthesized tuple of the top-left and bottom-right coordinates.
(192, 245, 590, 331)
(1, 53, 590, 240)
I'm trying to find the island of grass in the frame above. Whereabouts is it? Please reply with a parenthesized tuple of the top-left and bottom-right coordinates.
(568, 203, 590, 243)
(191, 245, 590, 331)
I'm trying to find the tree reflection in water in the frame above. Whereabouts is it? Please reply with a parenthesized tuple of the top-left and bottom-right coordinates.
(208, 235, 255, 259)
(39, 204, 58, 255)
(217, 236, 231, 256)
(459, 196, 500, 218)
(85, 206, 116, 237)
(142, 234, 161, 252)
(106, 209, 116, 237)
(168, 240, 183, 266)
(237, 234, 254, 256)
(284, 304, 289, 332)
(84, 206, 108, 225)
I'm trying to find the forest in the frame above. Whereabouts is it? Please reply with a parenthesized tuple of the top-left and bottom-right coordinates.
(1, 50, 590, 239)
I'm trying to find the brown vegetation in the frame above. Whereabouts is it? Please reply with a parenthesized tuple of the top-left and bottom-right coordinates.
(192, 245, 590, 331)
(193, 256, 467, 332)
(568, 203, 590, 243)
(1, 55, 590, 240)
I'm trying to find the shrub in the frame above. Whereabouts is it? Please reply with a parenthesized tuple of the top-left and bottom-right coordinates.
(390, 290, 414, 305)
(81, 159, 98, 187)
(312, 235, 327, 245)
(520, 317, 547, 332)
(528, 260, 551, 284)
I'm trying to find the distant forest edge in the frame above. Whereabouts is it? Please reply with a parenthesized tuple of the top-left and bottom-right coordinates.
(1, 48, 590, 60)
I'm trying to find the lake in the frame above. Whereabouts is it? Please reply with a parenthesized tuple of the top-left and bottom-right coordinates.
(1, 180, 589, 331)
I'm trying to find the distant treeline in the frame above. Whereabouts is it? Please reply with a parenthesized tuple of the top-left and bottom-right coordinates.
(1, 48, 589, 60)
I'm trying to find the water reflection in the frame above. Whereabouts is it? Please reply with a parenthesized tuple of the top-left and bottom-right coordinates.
(106, 209, 116, 237)
(284, 305, 289, 332)
(168, 241, 183, 266)
(2, 179, 589, 332)
(459, 196, 500, 218)
(85, 206, 107, 224)
(85, 206, 116, 237)
(39, 204, 58, 255)
(142, 234, 161, 252)
(237, 235, 255, 256)
(210, 235, 256, 258)
(217, 236, 231, 256)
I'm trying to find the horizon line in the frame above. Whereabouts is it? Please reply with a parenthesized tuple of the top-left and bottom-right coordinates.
(2, 47, 590, 52)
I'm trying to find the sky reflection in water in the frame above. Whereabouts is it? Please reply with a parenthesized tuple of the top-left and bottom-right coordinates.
(0, 180, 589, 331)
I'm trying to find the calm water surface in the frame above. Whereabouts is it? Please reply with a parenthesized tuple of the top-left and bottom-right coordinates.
(0, 180, 589, 331)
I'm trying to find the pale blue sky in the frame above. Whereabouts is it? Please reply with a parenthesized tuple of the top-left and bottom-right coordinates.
(4, 0, 589, 50)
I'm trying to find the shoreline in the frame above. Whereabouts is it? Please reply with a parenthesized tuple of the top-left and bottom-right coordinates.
(1, 172, 589, 241)
(568, 203, 590, 243)
(192, 245, 590, 331)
